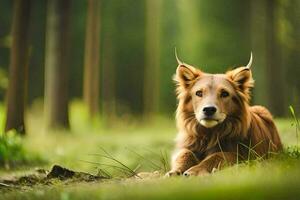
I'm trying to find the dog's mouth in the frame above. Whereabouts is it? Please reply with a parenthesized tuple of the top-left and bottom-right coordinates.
(198, 114, 226, 128)
(196, 112, 226, 128)
(199, 118, 220, 128)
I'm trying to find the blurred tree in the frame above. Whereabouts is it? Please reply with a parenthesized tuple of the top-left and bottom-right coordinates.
(102, 34, 116, 125)
(101, 0, 116, 126)
(265, 0, 286, 116)
(27, 0, 46, 104)
(281, 0, 300, 113)
(44, 0, 71, 130)
(112, 0, 145, 115)
(159, 0, 179, 115)
(144, 0, 161, 117)
(5, 0, 31, 134)
(176, 0, 251, 72)
(83, 0, 100, 118)
(250, 0, 268, 106)
(68, 0, 86, 100)
(176, 0, 201, 63)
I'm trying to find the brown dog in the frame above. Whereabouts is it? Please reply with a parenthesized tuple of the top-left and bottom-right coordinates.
(166, 52, 282, 177)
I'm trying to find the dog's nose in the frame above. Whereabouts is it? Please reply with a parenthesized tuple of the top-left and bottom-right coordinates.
(203, 106, 217, 116)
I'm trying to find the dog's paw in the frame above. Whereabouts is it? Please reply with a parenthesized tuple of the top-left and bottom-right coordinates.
(164, 170, 182, 177)
(183, 167, 209, 177)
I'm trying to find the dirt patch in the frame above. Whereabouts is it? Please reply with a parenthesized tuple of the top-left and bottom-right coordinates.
(0, 165, 106, 192)
(47, 165, 104, 182)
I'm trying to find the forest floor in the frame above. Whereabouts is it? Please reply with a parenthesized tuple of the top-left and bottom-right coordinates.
(0, 103, 300, 199)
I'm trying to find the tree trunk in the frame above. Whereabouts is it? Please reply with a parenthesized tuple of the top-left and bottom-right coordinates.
(283, 0, 300, 113)
(176, 0, 201, 63)
(102, 35, 116, 126)
(44, 0, 71, 130)
(83, 0, 100, 118)
(144, 0, 161, 118)
(250, 0, 268, 106)
(101, 1, 116, 127)
(265, 0, 286, 116)
(5, 0, 31, 134)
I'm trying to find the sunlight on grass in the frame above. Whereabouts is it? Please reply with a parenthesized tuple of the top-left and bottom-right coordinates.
(21, 101, 176, 175)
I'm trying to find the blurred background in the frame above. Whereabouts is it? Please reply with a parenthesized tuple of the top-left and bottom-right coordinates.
(0, 0, 299, 171)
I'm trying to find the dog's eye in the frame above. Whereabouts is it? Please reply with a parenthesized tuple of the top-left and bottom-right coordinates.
(196, 90, 203, 97)
(220, 91, 229, 98)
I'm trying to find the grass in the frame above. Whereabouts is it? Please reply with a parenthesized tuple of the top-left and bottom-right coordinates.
(1, 102, 300, 199)
(0, 131, 26, 168)
(0, 106, 43, 170)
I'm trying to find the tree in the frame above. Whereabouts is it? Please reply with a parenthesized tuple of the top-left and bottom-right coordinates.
(282, 0, 300, 112)
(5, 0, 31, 134)
(144, 0, 161, 118)
(83, 0, 100, 118)
(265, 0, 286, 116)
(44, 0, 71, 130)
(176, 0, 201, 63)
(250, 0, 286, 116)
(101, 0, 116, 126)
(250, 0, 268, 106)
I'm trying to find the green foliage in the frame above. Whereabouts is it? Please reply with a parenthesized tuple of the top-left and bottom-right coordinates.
(0, 102, 44, 168)
(0, 130, 25, 167)
(280, 105, 300, 159)
(284, 146, 300, 159)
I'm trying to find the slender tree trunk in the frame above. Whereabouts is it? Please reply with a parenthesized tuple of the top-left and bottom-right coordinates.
(101, 1, 116, 127)
(5, 0, 31, 134)
(176, 0, 201, 62)
(102, 35, 116, 126)
(44, 0, 71, 130)
(250, 0, 268, 106)
(265, 0, 285, 116)
(284, 0, 300, 112)
(83, 0, 100, 117)
(144, 0, 161, 118)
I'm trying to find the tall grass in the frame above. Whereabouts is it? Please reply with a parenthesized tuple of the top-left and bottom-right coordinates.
(289, 105, 299, 146)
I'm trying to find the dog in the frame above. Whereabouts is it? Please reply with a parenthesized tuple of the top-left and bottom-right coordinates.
(166, 52, 282, 177)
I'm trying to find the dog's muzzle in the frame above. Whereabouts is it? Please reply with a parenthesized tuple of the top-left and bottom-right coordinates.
(196, 106, 226, 128)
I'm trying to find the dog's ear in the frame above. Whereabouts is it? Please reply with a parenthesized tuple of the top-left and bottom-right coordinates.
(227, 67, 254, 92)
(226, 67, 254, 104)
(173, 49, 201, 88)
(173, 64, 201, 88)
(227, 53, 254, 100)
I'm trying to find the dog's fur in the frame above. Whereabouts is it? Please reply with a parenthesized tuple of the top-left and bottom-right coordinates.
(167, 54, 282, 176)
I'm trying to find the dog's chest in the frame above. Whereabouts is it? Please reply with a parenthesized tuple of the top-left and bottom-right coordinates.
(192, 137, 245, 160)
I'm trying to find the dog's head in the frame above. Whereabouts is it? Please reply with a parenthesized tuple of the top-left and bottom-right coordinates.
(174, 52, 254, 129)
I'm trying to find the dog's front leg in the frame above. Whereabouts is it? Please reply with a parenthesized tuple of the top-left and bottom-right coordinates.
(165, 149, 199, 177)
(183, 152, 237, 176)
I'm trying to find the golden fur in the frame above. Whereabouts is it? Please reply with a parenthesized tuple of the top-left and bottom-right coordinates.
(167, 57, 282, 177)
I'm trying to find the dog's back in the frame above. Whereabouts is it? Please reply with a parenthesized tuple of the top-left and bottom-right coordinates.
(246, 105, 282, 158)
